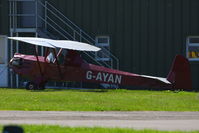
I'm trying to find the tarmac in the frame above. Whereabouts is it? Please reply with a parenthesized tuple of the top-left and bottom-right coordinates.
(0, 111, 199, 131)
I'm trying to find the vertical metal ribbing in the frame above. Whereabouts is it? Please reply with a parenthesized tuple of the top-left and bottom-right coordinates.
(9, 1, 11, 31)
(16, 32, 19, 88)
(35, 0, 38, 30)
(80, 30, 82, 42)
(73, 30, 76, 41)
(10, 32, 13, 88)
(14, 0, 17, 30)
(44, 1, 47, 30)
(10, 1, 14, 88)
(12, 1, 14, 31)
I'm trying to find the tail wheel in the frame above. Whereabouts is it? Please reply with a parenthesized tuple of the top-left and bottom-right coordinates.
(26, 82, 37, 90)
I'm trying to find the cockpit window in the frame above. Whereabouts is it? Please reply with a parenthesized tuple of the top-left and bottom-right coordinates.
(46, 49, 69, 64)
(58, 49, 68, 65)
(47, 52, 55, 63)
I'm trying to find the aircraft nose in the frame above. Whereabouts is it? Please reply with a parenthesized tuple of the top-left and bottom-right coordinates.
(8, 58, 14, 68)
(9, 58, 23, 67)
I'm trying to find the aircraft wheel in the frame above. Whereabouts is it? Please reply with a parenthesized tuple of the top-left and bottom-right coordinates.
(26, 82, 37, 90)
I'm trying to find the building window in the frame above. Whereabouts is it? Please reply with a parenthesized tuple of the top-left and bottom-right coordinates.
(95, 36, 110, 61)
(187, 36, 199, 61)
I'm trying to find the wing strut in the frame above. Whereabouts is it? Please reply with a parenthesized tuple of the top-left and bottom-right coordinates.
(44, 47, 50, 61)
(56, 48, 63, 57)
(34, 46, 43, 77)
(53, 49, 63, 79)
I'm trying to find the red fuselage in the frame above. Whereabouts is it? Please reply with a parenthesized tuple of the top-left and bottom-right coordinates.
(9, 53, 172, 89)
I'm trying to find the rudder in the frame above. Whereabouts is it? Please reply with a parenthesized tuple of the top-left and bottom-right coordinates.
(167, 55, 192, 90)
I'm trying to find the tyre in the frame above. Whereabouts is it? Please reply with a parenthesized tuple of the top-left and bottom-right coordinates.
(25, 82, 37, 90)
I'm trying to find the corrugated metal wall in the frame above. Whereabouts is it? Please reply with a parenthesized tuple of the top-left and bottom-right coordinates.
(48, 0, 199, 89)
(0, 0, 8, 35)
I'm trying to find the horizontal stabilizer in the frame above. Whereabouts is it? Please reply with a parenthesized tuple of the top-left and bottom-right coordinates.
(141, 75, 171, 84)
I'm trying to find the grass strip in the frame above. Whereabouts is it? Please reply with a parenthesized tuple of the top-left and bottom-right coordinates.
(0, 125, 199, 133)
(0, 88, 198, 111)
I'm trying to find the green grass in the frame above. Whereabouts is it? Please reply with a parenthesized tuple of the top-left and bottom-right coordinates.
(0, 125, 199, 133)
(0, 88, 199, 111)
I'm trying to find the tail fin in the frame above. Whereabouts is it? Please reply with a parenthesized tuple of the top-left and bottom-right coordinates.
(167, 55, 192, 90)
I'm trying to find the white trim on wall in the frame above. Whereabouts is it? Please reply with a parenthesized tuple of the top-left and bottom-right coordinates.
(0, 35, 8, 87)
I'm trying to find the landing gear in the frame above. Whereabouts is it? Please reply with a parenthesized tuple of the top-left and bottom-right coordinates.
(25, 82, 37, 90)
(25, 82, 46, 90)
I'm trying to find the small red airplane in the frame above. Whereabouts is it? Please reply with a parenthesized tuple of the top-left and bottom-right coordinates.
(8, 37, 192, 90)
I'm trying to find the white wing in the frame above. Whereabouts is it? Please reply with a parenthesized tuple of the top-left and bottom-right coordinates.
(52, 40, 101, 51)
(8, 37, 101, 52)
(8, 37, 55, 48)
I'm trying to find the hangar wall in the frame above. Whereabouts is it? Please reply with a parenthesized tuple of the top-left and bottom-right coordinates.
(0, 0, 8, 35)
(47, 0, 199, 89)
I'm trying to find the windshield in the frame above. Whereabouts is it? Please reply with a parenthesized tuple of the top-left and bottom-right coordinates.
(47, 52, 55, 63)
